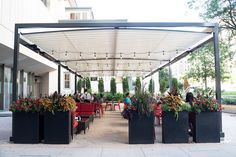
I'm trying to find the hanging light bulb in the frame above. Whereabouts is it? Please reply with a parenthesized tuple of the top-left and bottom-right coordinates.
(133, 52, 136, 59)
(107, 63, 108, 67)
(162, 50, 165, 55)
(65, 51, 68, 56)
(87, 63, 89, 67)
(80, 52, 82, 59)
(120, 53, 122, 59)
(176, 49, 179, 54)
(117, 63, 119, 67)
(51, 50, 54, 55)
(97, 63, 99, 67)
(106, 53, 108, 60)
(128, 63, 130, 67)
(148, 52, 150, 58)
(139, 62, 141, 66)
(94, 52, 96, 58)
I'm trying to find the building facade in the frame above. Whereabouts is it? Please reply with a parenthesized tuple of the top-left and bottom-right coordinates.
(0, 0, 93, 110)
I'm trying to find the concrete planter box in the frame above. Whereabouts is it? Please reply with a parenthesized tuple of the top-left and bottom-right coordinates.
(44, 111, 72, 144)
(13, 112, 40, 143)
(193, 112, 220, 143)
(128, 112, 155, 144)
(162, 111, 189, 143)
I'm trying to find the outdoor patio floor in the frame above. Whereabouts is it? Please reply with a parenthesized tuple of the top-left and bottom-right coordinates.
(1, 110, 236, 157)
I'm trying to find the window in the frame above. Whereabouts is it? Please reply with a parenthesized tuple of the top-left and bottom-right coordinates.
(82, 12, 87, 19)
(64, 73, 70, 89)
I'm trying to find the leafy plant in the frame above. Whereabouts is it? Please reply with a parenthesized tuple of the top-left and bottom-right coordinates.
(192, 95, 222, 113)
(122, 92, 154, 120)
(159, 79, 167, 94)
(42, 93, 76, 113)
(161, 94, 191, 120)
(9, 98, 42, 113)
(114, 93, 123, 101)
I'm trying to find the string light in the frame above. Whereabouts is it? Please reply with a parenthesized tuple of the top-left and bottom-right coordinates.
(106, 53, 108, 60)
(51, 50, 54, 55)
(65, 51, 68, 56)
(176, 49, 179, 54)
(133, 52, 136, 59)
(94, 52, 96, 58)
(162, 50, 165, 55)
(80, 52, 82, 58)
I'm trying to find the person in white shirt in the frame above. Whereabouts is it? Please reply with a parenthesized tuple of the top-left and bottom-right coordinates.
(80, 89, 92, 102)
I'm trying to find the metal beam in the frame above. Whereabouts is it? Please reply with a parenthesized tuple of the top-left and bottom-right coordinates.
(213, 24, 224, 137)
(13, 26, 19, 102)
(60, 58, 168, 62)
(144, 35, 214, 78)
(16, 22, 215, 29)
(77, 69, 150, 73)
(168, 63, 172, 90)
(74, 74, 77, 95)
(58, 64, 61, 94)
(21, 27, 212, 35)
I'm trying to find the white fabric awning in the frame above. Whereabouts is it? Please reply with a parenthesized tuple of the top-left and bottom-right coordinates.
(21, 25, 213, 77)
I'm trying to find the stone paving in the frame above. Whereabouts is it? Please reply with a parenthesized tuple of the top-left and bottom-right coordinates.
(0, 111, 236, 157)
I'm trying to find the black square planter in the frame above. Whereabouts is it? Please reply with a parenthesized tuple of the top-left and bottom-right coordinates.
(129, 113, 154, 144)
(13, 112, 40, 143)
(162, 111, 189, 143)
(193, 112, 220, 143)
(44, 111, 72, 144)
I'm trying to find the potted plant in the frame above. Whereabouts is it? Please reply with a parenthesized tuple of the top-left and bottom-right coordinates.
(192, 95, 222, 143)
(42, 93, 76, 144)
(10, 98, 42, 143)
(122, 92, 155, 144)
(161, 94, 191, 143)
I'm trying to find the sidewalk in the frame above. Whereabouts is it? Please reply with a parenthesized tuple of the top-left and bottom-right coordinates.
(0, 112, 236, 157)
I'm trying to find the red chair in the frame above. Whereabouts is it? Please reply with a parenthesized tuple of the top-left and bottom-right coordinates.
(71, 111, 78, 138)
(75, 102, 95, 122)
(114, 100, 121, 111)
(154, 103, 162, 125)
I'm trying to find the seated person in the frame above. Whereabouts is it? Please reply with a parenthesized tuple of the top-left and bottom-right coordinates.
(80, 89, 92, 103)
(124, 92, 131, 106)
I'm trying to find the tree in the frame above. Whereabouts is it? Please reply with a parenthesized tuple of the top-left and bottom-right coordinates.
(186, 41, 232, 89)
(135, 77, 141, 94)
(159, 68, 169, 94)
(148, 79, 155, 94)
(85, 77, 91, 91)
(187, 0, 236, 34)
(171, 78, 179, 92)
(122, 77, 129, 94)
(77, 79, 83, 93)
(98, 77, 104, 93)
(110, 77, 117, 95)
(160, 79, 167, 94)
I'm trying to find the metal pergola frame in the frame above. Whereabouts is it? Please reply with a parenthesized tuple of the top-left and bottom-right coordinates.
(12, 22, 223, 138)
